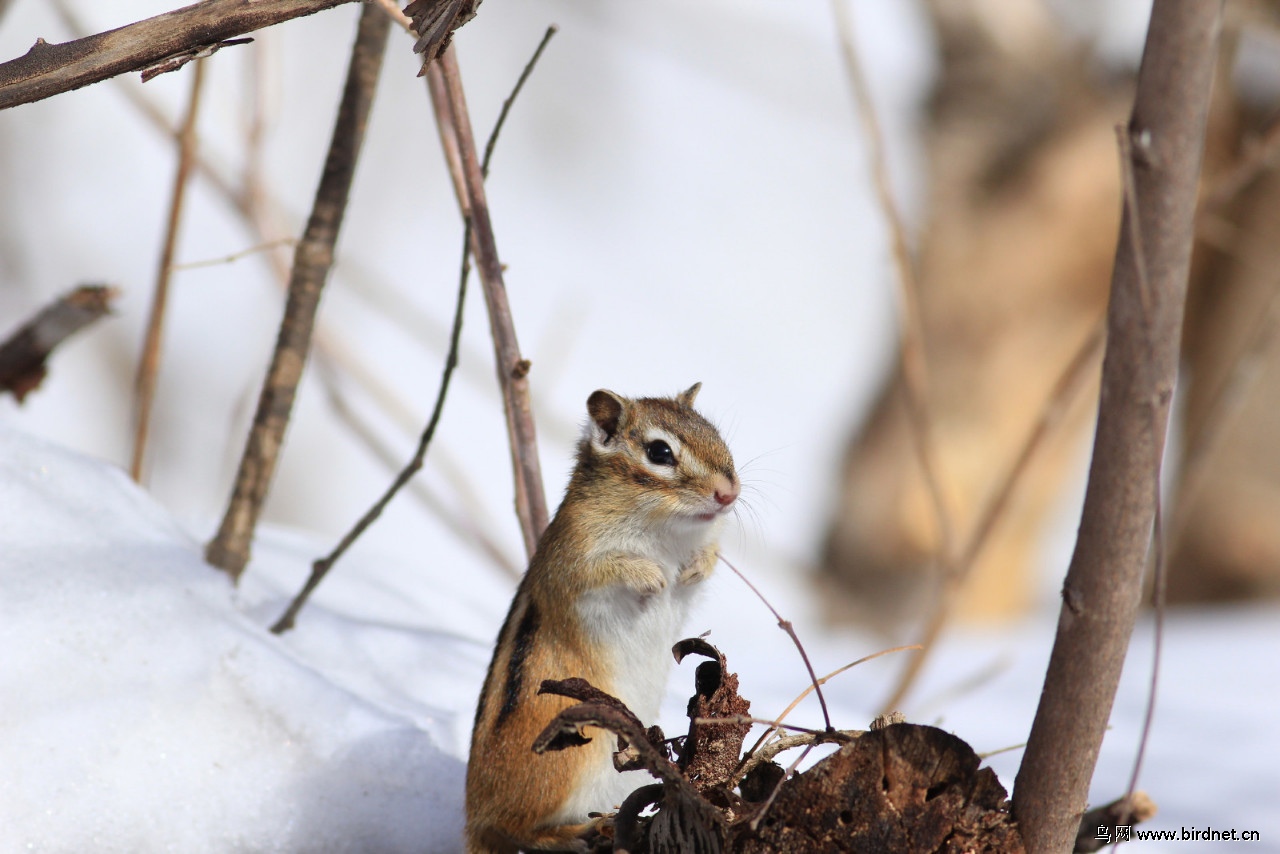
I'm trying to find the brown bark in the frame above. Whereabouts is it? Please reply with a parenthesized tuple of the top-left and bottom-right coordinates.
(425, 48, 550, 558)
(131, 59, 206, 484)
(0, 285, 116, 401)
(205, 3, 390, 581)
(0, 0, 360, 111)
(1012, 3, 1222, 851)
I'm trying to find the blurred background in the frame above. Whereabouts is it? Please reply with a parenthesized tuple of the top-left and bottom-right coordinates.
(3, 0, 1280, 644)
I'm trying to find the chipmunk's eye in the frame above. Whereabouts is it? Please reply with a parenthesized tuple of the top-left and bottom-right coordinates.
(645, 440, 676, 467)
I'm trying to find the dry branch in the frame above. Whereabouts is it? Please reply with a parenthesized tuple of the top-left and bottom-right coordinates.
(0, 0, 358, 111)
(131, 58, 206, 484)
(269, 26, 552, 632)
(205, 3, 390, 581)
(0, 285, 116, 402)
(831, 0, 954, 567)
(1012, 3, 1222, 850)
(426, 47, 550, 558)
(878, 318, 1106, 715)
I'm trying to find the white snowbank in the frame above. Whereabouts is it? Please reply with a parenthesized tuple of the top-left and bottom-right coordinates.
(0, 425, 466, 852)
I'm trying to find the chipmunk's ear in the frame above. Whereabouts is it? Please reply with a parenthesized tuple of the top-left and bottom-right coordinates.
(587, 389, 626, 443)
(677, 382, 702, 408)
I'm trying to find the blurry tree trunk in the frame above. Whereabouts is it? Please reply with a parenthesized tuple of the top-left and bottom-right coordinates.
(820, 0, 1120, 630)
(1170, 3, 1280, 600)
(821, 0, 1280, 633)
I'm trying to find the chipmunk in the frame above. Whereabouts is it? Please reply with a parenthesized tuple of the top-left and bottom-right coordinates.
(465, 383, 739, 853)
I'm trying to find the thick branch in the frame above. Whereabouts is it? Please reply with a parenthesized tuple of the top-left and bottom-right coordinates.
(426, 47, 549, 558)
(205, 3, 390, 581)
(0, 0, 359, 111)
(1012, 3, 1222, 851)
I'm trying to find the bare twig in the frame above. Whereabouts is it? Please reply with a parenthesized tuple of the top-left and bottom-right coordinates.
(0, 0, 362, 111)
(736, 731, 862, 784)
(0, 285, 117, 402)
(270, 26, 554, 631)
(205, 3, 391, 581)
(719, 554, 833, 732)
(879, 317, 1107, 714)
(426, 45, 550, 558)
(172, 239, 298, 272)
(43, 0, 510, 573)
(313, 357, 520, 574)
(1012, 3, 1221, 849)
(131, 58, 206, 484)
(831, 0, 955, 568)
(738, 644, 919, 786)
(271, 227, 467, 633)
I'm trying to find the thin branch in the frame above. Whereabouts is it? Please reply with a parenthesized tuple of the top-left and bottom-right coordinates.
(0, 285, 117, 402)
(271, 222, 468, 633)
(205, 3, 391, 581)
(1012, 3, 1221, 849)
(734, 645, 916, 787)
(878, 317, 1106, 714)
(719, 554, 833, 732)
(426, 45, 550, 559)
(270, 26, 555, 631)
(131, 58, 206, 483)
(43, 0, 510, 574)
(312, 357, 520, 574)
(831, 0, 955, 568)
(736, 731, 862, 785)
(172, 238, 298, 272)
(0, 0, 361, 111)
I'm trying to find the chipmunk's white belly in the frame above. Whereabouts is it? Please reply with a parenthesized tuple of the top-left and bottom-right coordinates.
(565, 554, 707, 821)
(575, 566, 698, 722)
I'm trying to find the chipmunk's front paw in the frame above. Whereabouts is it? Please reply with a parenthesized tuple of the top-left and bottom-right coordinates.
(677, 548, 717, 586)
(631, 567, 668, 596)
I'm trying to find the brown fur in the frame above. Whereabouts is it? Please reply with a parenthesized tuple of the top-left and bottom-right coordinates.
(465, 386, 737, 853)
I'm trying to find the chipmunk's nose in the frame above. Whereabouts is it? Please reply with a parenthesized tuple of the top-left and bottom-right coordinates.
(713, 477, 739, 508)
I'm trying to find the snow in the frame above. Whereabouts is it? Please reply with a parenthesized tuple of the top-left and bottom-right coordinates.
(0, 426, 465, 852)
(4, 423, 1279, 852)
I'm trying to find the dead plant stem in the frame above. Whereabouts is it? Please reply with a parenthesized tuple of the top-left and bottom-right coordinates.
(131, 58, 205, 483)
(270, 27, 555, 630)
(206, 4, 390, 580)
(719, 554, 833, 732)
(426, 46, 550, 559)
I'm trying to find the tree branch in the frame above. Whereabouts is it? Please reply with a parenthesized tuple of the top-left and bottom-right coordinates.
(1012, 3, 1222, 850)
(131, 58, 206, 484)
(425, 46, 550, 558)
(0, 0, 359, 111)
(205, 2, 390, 581)
(0, 285, 117, 401)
